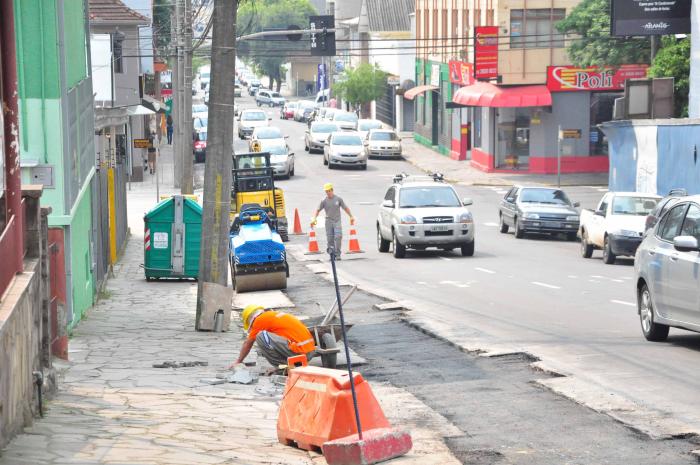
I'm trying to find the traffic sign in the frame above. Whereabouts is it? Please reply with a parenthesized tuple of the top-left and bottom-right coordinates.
(310, 15, 335, 56)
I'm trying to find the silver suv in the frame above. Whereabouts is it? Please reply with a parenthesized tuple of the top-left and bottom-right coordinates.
(377, 173, 475, 258)
(635, 196, 700, 341)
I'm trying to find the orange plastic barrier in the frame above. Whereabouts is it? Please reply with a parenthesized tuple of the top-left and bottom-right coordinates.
(346, 227, 364, 254)
(292, 208, 304, 235)
(305, 229, 323, 254)
(277, 366, 390, 452)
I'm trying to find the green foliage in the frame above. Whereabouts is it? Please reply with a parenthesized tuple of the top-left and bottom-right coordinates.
(153, 0, 173, 52)
(334, 63, 388, 108)
(649, 36, 690, 117)
(237, 0, 318, 90)
(556, 0, 650, 67)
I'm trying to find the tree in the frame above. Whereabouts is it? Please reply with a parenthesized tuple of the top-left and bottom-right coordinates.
(555, 0, 650, 67)
(648, 36, 690, 117)
(237, 0, 317, 91)
(334, 63, 388, 116)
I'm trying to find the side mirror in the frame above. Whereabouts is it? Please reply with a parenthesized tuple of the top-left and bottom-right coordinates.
(268, 117, 272, 121)
(382, 199, 395, 208)
(304, 130, 309, 134)
(594, 209, 606, 217)
(573, 201, 581, 208)
(462, 198, 473, 206)
(506, 197, 515, 203)
(284, 135, 289, 139)
(289, 152, 295, 157)
(674, 236, 700, 252)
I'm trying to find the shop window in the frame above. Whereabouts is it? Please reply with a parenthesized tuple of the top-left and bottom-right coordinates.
(441, 79, 450, 138)
(590, 92, 620, 156)
(416, 96, 424, 125)
(473, 107, 482, 148)
(510, 9, 565, 48)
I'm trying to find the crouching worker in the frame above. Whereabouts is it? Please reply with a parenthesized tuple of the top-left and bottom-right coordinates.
(228, 305, 316, 371)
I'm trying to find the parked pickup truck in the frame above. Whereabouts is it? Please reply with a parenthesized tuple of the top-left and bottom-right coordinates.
(579, 192, 661, 264)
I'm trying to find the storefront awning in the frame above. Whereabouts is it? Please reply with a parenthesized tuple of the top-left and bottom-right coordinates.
(127, 105, 156, 116)
(404, 84, 439, 101)
(452, 82, 552, 107)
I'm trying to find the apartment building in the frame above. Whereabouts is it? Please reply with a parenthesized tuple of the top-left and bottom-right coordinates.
(408, 0, 647, 173)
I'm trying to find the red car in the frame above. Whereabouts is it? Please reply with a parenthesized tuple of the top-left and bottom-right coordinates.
(280, 101, 299, 120)
(193, 130, 207, 163)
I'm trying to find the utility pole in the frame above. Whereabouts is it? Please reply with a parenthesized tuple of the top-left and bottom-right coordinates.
(195, 0, 237, 329)
(181, 0, 194, 194)
(171, 5, 182, 188)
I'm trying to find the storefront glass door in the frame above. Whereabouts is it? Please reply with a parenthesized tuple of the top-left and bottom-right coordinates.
(496, 108, 531, 169)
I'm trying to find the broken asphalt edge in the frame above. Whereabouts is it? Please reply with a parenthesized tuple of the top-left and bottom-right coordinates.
(286, 245, 700, 442)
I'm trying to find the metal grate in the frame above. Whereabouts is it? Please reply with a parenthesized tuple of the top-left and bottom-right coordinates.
(423, 216, 454, 224)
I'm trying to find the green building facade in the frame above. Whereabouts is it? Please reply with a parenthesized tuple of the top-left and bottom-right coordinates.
(14, 0, 97, 326)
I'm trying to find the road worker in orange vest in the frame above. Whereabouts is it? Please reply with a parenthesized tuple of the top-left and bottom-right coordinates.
(228, 305, 317, 371)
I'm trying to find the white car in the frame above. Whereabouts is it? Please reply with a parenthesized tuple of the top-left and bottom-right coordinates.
(259, 140, 295, 178)
(365, 129, 402, 159)
(250, 126, 286, 149)
(256, 90, 285, 107)
(305, 122, 340, 153)
(377, 173, 475, 258)
(237, 109, 270, 139)
(192, 103, 208, 119)
(323, 131, 367, 170)
(580, 192, 661, 264)
(294, 100, 316, 122)
(357, 119, 383, 139)
(330, 111, 359, 131)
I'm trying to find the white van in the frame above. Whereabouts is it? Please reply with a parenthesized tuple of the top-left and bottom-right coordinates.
(199, 65, 211, 90)
(315, 88, 330, 105)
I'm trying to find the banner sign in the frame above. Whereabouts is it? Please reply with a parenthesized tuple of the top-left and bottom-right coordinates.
(133, 138, 151, 149)
(611, 0, 690, 36)
(474, 26, 499, 81)
(546, 65, 649, 92)
(449, 61, 474, 86)
(317, 63, 328, 91)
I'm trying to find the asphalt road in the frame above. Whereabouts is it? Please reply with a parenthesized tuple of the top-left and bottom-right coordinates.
(223, 94, 700, 440)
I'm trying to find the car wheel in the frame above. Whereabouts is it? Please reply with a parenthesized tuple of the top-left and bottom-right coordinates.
(361, 163, 367, 170)
(499, 214, 509, 233)
(603, 235, 616, 264)
(290, 164, 295, 177)
(323, 156, 328, 166)
(304, 142, 309, 152)
(639, 284, 669, 341)
(377, 226, 390, 253)
(461, 240, 475, 257)
(581, 231, 594, 258)
(514, 217, 524, 239)
(392, 230, 406, 258)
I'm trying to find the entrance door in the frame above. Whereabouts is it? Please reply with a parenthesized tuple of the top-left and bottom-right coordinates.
(48, 228, 68, 360)
(431, 90, 439, 145)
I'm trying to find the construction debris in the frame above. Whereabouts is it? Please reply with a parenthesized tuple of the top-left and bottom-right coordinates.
(153, 361, 209, 368)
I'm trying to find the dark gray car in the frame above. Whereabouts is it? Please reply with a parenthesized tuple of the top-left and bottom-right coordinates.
(499, 186, 580, 240)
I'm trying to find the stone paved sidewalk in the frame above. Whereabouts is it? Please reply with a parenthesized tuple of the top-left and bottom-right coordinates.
(399, 136, 609, 187)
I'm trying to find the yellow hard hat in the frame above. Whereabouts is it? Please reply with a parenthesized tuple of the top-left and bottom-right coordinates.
(241, 304, 264, 331)
(323, 183, 334, 191)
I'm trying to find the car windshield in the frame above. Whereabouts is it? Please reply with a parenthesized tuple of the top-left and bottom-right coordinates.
(359, 121, 382, 131)
(242, 111, 267, 121)
(193, 104, 207, 113)
(255, 127, 282, 139)
(332, 135, 362, 146)
(262, 143, 287, 155)
(399, 187, 461, 208)
(334, 113, 358, 122)
(201, 72, 210, 79)
(370, 132, 398, 141)
(519, 188, 572, 205)
(312, 123, 337, 133)
(612, 196, 659, 215)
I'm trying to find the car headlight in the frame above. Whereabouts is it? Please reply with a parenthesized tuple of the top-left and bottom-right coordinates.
(400, 215, 417, 224)
(566, 215, 580, 222)
(612, 229, 640, 237)
(458, 212, 473, 224)
(523, 213, 539, 219)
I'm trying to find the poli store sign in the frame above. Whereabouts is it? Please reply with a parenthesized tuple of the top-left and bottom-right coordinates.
(546, 65, 649, 92)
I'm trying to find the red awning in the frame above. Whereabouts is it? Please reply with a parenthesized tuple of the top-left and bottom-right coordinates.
(452, 82, 552, 107)
(404, 84, 439, 100)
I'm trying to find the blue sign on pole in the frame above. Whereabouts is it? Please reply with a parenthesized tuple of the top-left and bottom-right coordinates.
(317, 63, 328, 91)
(335, 59, 344, 73)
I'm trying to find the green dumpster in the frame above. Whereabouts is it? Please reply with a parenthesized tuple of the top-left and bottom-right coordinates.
(144, 195, 202, 280)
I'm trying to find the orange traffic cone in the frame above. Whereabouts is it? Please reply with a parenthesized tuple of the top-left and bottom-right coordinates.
(346, 226, 364, 254)
(292, 208, 304, 235)
(305, 228, 323, 255)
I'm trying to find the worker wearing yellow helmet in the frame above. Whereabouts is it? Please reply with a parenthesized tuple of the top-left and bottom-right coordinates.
(228, 305, 316, 370)
(310, 183, 355, 260)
